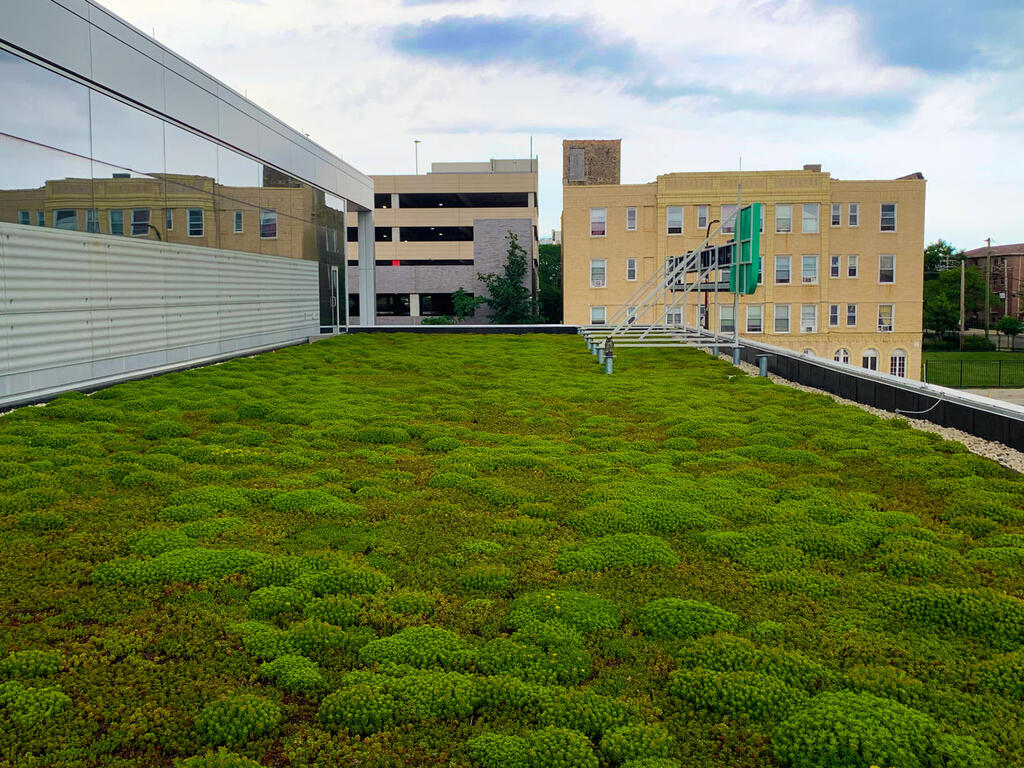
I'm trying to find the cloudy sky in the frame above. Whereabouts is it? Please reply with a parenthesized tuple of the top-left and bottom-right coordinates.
(101, 0, 1023, 249)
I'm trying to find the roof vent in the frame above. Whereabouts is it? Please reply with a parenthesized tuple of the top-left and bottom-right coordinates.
(802, 164, 822, 172)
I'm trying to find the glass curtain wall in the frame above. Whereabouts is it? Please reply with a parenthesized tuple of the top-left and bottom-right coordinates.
(0, 48, 346, 329)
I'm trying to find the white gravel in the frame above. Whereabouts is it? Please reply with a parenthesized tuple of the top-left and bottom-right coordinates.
(722, 355, 1024, 474)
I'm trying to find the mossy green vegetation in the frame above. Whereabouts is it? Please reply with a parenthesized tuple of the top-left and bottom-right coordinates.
(1, 333, 1023, 767)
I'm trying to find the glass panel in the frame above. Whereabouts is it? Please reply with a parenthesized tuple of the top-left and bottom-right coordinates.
(0, 134, 93, 229)
(260, 166, 316, 259)
(91, 158, 164, 240)
(90, 90, 165, 177)
(165, 123, 218, 249)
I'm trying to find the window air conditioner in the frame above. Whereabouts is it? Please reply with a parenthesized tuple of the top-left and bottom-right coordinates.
(592, 279, 605, 288)
(802, 277, 815, 284)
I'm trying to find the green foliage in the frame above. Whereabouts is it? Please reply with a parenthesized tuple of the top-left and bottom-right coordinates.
(478, 232, 537, 324)
(425, 436, 462, 452)
(555, 534, 679, 572)
(0, 680, 72, 730)
(772, 691, 995, 768)
(538, 687, 638, 736)
(126, 528, 192, 556)
(175, 749, 264, 768)
(675, 635, 830, 692)
(896, 585, 1024, 649)
(0, 650, 62, 678)
(249, 586, 307, 620)
(468, 732, 529, 768)
(194, 694, 281, 747)
(93, 547, 267, 585)
(359, 626, 471, 669)
(144, 420, 191, 440)
(669, 668, 806, 721)
(257, 654, 324, 693)
(600, 724, 673, 764)
(305, 596, 361, 626)
(453, 287, 487, 323)
(996, 315, 1023, 340)
(538, 243, 562, 324)
(351, 426, 411, 444)
(269, 489, 362, 516)
(458, 565, 516, 594)
(636, 598, 739, 639)
(507, 589, 622, 633)
(528, 726, 599, 768)
(292, 559, 393, 596)
(168, 485, 251, 512)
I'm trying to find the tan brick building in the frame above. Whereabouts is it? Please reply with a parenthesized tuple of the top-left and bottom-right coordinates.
(562, 141, 926, 379)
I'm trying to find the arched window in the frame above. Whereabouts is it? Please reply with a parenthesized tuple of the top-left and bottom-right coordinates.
(890, 348, 907, 377)
(834, 348, 850, 364)
(862, 348, 878, 371)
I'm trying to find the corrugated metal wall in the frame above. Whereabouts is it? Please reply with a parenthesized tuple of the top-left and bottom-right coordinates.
(0, 223, 318, 407)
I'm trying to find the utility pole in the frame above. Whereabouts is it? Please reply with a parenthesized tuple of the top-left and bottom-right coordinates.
(984, 237, 992, 340)
(959, 256, 966, 351)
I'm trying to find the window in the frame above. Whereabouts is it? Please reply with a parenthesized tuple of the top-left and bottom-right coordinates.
(847, 254, 859, 278)
(880, 203, 897, 232)
(757, 204, 765, 233)
(848, 203, 859, 227)
(86, 209, 99, 233)
(260, 209, 277, 239)
(862, 348, 878, 370)
(879, 254, 895, 283)
(36, 211, 44, 226)
(590, 208, 606, 237)
(720, 305, 735, 333)
(130, 208, 150, 236)
(590, 306, 606, 324)
(746, 304, 763, 333)
(775, 204, 792, 234)
(802, 349, 815, 356)
(846, 304, 857, 326)
(626, 206, 637, 231)
(802, 203, 819, 233)
(54, 209, 77, 231)
(187, 208, 204, 237)
(774, 304, 790, 333)
(666, 206, 683, 235)
(721, 204, 737, 234)
(626, 258, 637, 281)
(666, 309, 682, 325)
(590, 259, 607, 288)
(829, 304, 839, 327)
(17, 210, 29, 225)
(831, 203, 841, 227)
(697, 205, 709, 230)
(234, 210, 243, 233)
(830, 254, 841, 279)
(878, 304, 894, 332)
(800, 304, 817, 333)
(834, 348, 850, 364)
(890, 349, 907, 377)
(109, 210, 124, 236)
(627, 306, 638, 323)
(698, 305, 708, 329)
(775, 255, 791, 284)
(801, 255, 818, 284)
(165, 208, 173, 231)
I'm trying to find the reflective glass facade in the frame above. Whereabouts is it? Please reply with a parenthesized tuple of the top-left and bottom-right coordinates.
(0, 47, 348, 327)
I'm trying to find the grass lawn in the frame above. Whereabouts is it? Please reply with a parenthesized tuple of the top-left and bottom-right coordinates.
(2, 334, 1023, 768)
(922, 350, 1024, 387)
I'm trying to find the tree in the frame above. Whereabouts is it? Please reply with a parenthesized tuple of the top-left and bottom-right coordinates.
(477, 231, 537, 324)
(452, 287, 485, 323)
(923, 294, 959, 339)
(537, 243, 562, 324)
(996, 315, 1023, 350)
(923, 264, 1001, 327)
(924, 239, 961, 277)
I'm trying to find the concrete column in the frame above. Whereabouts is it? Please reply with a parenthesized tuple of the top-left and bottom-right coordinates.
(409, 293, 420, 318)
(392, 226, 399, 243)
(391, 193, 399, 209)
(357, 209, 375, 326)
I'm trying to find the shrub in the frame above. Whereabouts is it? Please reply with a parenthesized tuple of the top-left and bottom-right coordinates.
(292, 560, 393, 596)
(600, 724, 674, 763)
(507, 590, 622, 634)
(0, 650, 62, 678)
(528, 726, 599, 768)
(17, 511, 66, 531)
(676, 635, 829, 692)
(771, 691, 995, 768)
(228, 622, 295, 660)
(175, 750, 264, 768)
(637, 598, 738, 639)
(386, 592, 437, 615)
(195, 694, 281, 747)
(358, 626, 470, 669)
(669, 668, 806, 721)
(285, 619, 367, 657)
(181, 517, 247, 539)
(388, 670, 481, 720)
(317, 682, 396, 735)
(0, 681, 72, 730)
(249, 586, 306, 620)
(305, 596, 361, 627)
(462, 539, 504, 555)
(555, 534, 679, 572)
(143, 421, 191, 440)
(425, 437, 462, 452)
(168, 486, 251, 512)
(160, 503, 217, 523)
(352, 426, 410, 444)
(753, 570, 841, 600)
(126, 529, 192, 556)
(896, 586, 1024, 650)
(474, 634, 591, 686)
(875, 537, 962, 578)
(966, 547, 1024, 566)
(257, 654, 324, 693)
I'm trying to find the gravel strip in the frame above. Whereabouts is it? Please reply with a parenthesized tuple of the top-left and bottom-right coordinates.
(720, 355, 1024, 474)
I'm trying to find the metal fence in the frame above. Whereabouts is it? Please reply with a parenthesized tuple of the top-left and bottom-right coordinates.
(924, 360, 1024, 388)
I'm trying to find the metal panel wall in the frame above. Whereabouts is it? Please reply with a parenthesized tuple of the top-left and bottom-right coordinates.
(0, 223, 318, 407)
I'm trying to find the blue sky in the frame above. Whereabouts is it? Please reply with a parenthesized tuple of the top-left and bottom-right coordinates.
(103, 0, 1024, 249)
